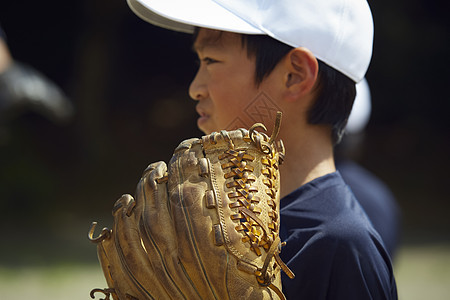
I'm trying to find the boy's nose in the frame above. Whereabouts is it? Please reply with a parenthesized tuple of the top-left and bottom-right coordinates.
(189, 70, 208, 101)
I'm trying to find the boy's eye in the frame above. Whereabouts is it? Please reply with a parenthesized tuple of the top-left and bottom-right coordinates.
(202, 57, 219, 65)
(193, 57, 220, 68)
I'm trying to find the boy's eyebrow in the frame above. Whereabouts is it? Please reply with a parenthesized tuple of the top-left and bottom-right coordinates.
(191, 31, 225, 53)
(191, 43, 202, 53)
(191, 41, 219, 53)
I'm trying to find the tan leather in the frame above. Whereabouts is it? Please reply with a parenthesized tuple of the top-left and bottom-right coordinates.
(89, 119, 294, 300)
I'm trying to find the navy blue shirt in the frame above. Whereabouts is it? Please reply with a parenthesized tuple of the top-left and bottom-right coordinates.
(279, 172, 397, 299)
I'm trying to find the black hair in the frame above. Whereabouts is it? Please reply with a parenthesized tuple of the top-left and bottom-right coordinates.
(192, 28, 356, 144)
(242, 34, 356, 144)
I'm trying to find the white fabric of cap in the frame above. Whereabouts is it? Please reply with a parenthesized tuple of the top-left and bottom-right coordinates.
(127, 0, 374, 82)
(346, 78, 372, 134)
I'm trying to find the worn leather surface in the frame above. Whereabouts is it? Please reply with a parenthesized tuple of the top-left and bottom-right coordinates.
(89, 125, 291, 300)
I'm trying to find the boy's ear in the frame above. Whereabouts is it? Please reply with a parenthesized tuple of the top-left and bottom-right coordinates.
(284, 47, 319, 101)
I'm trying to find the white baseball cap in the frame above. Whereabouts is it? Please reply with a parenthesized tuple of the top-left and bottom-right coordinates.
(127, 0, 374, 83)
(346, 78, 372, 134)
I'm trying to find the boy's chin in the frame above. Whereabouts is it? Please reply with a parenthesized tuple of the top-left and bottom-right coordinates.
(197, 119, 215, 135)
(197, 125, 210, 135)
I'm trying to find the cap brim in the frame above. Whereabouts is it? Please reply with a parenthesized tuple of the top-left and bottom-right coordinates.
(127, 0, 263, 34)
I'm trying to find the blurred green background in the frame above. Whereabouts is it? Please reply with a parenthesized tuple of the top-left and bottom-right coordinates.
(0, 0, 449, 299)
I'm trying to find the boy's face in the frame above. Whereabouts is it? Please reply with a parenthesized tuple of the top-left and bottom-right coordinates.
(190, 29, 281, 134)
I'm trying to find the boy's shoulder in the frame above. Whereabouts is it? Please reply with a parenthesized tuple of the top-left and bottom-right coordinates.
(279, 172, 397, 299)
(280, 171, 383, 258)
(280, 171, 370, 225)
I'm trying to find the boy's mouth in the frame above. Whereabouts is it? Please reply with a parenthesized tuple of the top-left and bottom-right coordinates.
(196, 108, 210, 129)
(198, 112, 209, 121)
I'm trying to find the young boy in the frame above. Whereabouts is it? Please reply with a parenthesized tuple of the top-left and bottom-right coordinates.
(126, 0, 398, 298)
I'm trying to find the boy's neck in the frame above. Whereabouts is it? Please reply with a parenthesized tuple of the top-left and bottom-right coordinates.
(278, 124, 336, 198)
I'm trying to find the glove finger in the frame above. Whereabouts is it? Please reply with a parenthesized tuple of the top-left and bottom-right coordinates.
(90, 221, 133, 300)
(167, 140, 230, 299)
(112, 194, 169, 299)
(139, 161, 202, 299)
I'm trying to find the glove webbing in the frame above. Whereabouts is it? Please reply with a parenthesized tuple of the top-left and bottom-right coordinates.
(208, 115, 294, 299)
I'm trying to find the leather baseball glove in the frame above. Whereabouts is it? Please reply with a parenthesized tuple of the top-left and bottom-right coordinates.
(88, 113, 294, 300)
